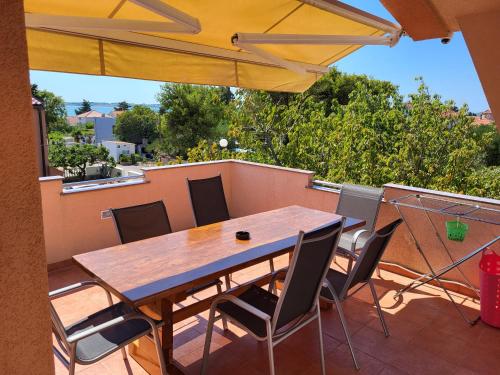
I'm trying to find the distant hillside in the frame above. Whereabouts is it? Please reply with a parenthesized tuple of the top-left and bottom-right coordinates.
(65, 102, 160, 116)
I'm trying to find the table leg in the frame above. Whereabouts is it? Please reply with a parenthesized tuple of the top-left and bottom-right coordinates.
(161, 298, 184, 375)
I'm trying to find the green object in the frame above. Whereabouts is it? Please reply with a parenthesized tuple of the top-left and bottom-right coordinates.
(446, 220, 469, 242)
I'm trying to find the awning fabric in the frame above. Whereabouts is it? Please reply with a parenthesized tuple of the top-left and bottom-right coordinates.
(25, 0, 400, 92)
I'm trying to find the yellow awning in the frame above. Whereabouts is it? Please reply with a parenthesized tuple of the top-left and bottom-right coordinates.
(25, 0, 400, 92)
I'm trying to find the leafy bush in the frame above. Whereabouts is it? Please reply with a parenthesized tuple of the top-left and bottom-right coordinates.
(119, 153, 131, 163)
(130, 153, 142, 164)
(464, 167, 500, 199)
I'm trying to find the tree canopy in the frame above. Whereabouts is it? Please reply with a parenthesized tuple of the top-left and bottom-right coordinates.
(31, 84, 69, 132)
(155, 84, 231, 157)
(75, 99, 92, 115)
(49, 142, 115, 180)
(186, 70, 499, 199)
(114, 101, 131, 111)
(114, 105, 159, 144)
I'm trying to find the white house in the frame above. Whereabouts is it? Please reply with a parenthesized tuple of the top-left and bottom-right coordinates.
(101, 140, 135, 161)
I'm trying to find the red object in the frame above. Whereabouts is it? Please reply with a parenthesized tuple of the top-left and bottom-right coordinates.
(479, 248, 500, 328)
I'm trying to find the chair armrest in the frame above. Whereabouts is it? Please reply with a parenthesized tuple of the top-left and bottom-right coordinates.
(212, 294, 271, 321)
(268, 267, 288, 293)
(350, 229, 371, 252)
(49, 280, 108, 299)
(66, 312, 157, 343)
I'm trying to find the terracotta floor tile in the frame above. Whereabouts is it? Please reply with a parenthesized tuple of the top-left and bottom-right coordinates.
(49, 264, 500, 375)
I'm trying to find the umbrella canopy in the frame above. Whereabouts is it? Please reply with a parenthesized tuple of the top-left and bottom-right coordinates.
(25, 0, 400, 92)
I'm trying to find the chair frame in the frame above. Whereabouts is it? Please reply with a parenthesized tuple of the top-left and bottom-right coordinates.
(335, 184, 385, 273)
(49, 281, 166, 375)
(321, 219, 402, 370)
(186, 174, 275, 291)
(202, 219, 345, 375)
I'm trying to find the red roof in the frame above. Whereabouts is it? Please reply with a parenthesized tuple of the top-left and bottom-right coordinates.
(472, 116, 493, 126)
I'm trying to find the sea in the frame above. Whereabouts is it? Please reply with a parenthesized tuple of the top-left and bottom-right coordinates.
(65, 102, 160, 116)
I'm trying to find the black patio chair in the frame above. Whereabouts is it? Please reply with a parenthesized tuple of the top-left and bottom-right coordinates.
(201, 219, 345, 375)
(187, 175, 276, 286)
(110, 200, 172, 244)
(49, 281, 166, 375)
(320, 218, 402, 370)
(110, 201, 227, 327)
(335, 184, 384, 274)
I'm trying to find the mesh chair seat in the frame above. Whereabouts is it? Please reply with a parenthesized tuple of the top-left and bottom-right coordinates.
(337, 229, 371, 253)
(320, 269, 349, 300)
(65, 302, 152, 363)
(217, 285, 278, 338)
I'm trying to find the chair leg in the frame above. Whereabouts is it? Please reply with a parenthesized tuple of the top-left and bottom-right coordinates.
(332, 293, 360, 370)
(216, 283, 229, 331)
(120, 347, 128, 360)
(316, 304, 326, 375)
(224, 275, 231, 290)
(201, 306, 217, 375)
(151, 324, 168, 375)
(265, 320, 275, 375)
(269, 258, 275, 273)
(68, 346, 76, 375)
(369, 280, 389, 337)
(347, 257, 354, 274)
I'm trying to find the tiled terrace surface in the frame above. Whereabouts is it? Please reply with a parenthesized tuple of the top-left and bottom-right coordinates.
(49, 255, 500, 375)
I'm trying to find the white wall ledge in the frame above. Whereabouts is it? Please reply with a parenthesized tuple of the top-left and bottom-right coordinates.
(384, 183, 500, 206)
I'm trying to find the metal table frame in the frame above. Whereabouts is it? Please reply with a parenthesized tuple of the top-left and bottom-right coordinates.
(389, 194, 500, 325)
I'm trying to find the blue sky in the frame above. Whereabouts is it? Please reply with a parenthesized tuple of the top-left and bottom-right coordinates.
(29, 0, 489, 113)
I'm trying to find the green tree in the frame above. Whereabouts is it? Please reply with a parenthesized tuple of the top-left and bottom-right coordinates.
(75, 99, 92, 115)
(464, 166, 500, 199)
(114, 101, 131, 111)
(114, 105, 159, 144)
(394, 80, 490, 193)
(49, 142, 115, 181)
(191, 73, 497, 198)
(70, 122, 94, 143)
(474, 124, 499, 166)
(156, 84, 230, 157)
(31, 84, 69, 132)
(186, 139, 239, 163)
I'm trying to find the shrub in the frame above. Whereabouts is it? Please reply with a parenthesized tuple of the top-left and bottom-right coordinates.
(119, 153, 131, 163)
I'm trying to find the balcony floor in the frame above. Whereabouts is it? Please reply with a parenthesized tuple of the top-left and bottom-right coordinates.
(49, 255, 500, 375)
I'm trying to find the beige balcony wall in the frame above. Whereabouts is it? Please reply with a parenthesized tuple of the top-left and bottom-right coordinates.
(229, 161, 339, 216)
(41, 162, 233, 264)
(41, 160, 499, 296)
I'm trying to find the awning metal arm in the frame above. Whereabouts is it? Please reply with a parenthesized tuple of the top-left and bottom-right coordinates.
(25, 0, 200, 34)
(234, 33, 397, 47)
(300, 0, 401, 34)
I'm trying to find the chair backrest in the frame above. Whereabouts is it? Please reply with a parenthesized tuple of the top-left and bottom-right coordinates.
(187, 174, 230, 227)
(335, 184, 384, 232)
(272, 219, 344, 333)
(340, 219, 402, 298)
(111, 201, 172, 244)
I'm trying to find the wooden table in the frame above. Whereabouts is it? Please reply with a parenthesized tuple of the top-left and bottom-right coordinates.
(73, 205, 363, 374)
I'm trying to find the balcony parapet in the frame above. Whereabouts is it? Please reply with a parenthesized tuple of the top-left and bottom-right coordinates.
(40, 160, 498, 298)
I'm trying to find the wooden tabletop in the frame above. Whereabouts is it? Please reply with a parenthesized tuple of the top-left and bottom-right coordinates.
(74, 205, 363, 306)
